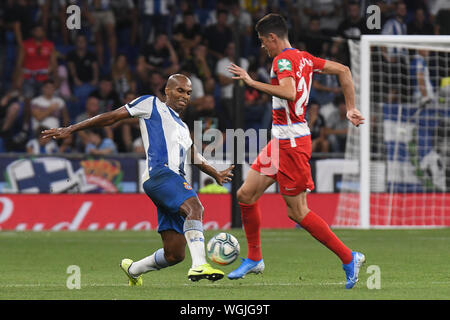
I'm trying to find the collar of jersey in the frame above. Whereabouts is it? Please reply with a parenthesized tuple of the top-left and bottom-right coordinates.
(281, 48, 295, 52)
(165, 104, 186, 128)
(166, 104, 180, 118)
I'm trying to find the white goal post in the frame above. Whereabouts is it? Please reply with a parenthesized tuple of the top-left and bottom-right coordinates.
(335, 35, 450, 229)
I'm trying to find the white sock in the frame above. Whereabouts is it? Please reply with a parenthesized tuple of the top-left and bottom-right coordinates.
(128, 248, 169, 277)
(183, 219, 207, 268)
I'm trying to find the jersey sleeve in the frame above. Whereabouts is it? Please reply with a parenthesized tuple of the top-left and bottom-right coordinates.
(125, 95, 154, 118)
(304, 51, 326, 72)
(272, 56, 296, 81)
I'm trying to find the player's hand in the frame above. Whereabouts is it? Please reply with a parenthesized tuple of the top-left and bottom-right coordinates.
(215, 165, 235, 186)
(346, 108, 365, 127)
(227, 63, 253, 85)
(419, 96, 432, 108)
(41, 127, 72, 140)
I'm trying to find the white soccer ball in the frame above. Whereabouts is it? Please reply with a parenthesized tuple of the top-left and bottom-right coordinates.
(206, 232, 240, 265)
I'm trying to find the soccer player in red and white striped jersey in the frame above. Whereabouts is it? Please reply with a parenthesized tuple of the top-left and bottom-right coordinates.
(227, 13, 366, 289)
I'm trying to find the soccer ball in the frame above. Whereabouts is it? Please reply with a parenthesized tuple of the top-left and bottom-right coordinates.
(206, 232, 240, 265)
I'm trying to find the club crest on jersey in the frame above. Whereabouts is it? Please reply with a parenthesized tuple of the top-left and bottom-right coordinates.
(278, 59, 292, 72)
(184, 182, 193, 190)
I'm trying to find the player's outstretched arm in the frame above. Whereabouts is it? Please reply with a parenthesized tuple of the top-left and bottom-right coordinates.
(321, 60, 365, 127)
(190, 144, 234, 186)
(41, 106, 131, 139)
(227, 63, 296, 101)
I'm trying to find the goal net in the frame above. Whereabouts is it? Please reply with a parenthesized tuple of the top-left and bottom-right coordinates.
(334, 35, 450, 228)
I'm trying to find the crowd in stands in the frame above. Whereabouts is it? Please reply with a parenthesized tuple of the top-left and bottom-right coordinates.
(0, 0, 448, 155)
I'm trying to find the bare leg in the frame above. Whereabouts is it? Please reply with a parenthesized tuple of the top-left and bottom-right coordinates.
(237, 168, 275, 205)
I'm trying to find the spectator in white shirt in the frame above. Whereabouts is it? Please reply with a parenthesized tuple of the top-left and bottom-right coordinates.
(216, 42, 249, 126)
(30, 79, 69, 136)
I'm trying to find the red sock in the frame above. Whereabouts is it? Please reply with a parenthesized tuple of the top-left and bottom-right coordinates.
(239, 202, 262, 261)
(300, 211, 353, 264)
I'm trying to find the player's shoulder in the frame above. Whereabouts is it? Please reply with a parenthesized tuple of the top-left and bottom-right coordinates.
(127, 95, 155, 108)
(273, 49, 313, 67)
(273, 48, 304, 71)
(274, 48, 306, 60)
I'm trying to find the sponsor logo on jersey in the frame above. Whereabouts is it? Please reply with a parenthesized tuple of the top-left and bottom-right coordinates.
(184, 182, 193, 190)
(278, 59, 292, 72)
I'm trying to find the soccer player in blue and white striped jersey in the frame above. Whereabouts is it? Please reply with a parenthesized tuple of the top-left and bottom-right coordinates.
(42, 74, 234, 284)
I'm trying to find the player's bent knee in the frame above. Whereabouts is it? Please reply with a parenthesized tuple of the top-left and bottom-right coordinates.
(237, 188, 254, 204)
(287, 207, 309, 224)
(181, 198, 204, 221)
(190, 202, 204, 221)
(287, 210, 300, 223)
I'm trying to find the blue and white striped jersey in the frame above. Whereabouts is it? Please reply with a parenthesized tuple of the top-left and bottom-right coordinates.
(125, 95, 192, 182)
(381, 18, 408, 57)
(410, 54, 435, 101)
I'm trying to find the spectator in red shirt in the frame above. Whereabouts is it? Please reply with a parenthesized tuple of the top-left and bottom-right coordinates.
(13, 24, 57, 136)
(15, 24, 57, 100)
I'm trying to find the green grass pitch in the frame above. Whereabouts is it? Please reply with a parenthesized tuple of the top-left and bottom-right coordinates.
(0, 229, 449, 300)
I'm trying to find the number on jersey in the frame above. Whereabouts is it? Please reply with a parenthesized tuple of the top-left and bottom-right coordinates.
(295, 73, 313, 116)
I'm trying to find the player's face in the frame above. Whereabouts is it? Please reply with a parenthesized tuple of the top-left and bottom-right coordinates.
(258, 34, 274, 58)
(166, 80, 192, 112)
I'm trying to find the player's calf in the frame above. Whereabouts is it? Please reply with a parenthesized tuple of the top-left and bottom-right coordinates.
(164, 251, 185, 265)
(183, 219, 208, 268)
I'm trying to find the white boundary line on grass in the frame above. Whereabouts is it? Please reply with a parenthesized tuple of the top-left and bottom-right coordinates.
(2, 281, 449, 289)
(0, 282, 341, 288)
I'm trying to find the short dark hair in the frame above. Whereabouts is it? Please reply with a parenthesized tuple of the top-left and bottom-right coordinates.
(42, 79, 55, 86)
(255, 13, 288, 39)
(100, 75, 112, 82)
(217, 9, 228, 17)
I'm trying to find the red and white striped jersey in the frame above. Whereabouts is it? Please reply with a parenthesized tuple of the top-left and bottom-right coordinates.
(270, 48, 325, 147)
